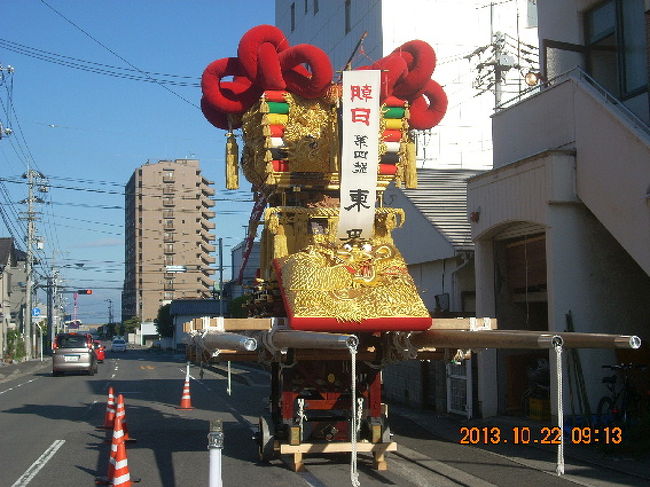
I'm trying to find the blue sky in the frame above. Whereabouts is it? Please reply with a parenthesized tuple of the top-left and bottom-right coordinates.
(0, 1, 275, 323)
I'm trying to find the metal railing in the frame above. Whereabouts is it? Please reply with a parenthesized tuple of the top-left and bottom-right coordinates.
(497, 67, 650, 139)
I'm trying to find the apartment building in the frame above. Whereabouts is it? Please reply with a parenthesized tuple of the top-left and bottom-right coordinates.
(122, 159, 217, 322)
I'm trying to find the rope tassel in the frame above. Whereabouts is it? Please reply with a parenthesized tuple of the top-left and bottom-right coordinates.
(225, 131, 240, 190)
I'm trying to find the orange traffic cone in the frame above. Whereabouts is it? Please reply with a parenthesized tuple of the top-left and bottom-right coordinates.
(95, 414, 126, 485)
(110, 421, 132, 487)
(99, 386, 116, 429)
(114, 394, 136, 442)
(177, 376, 193, 410)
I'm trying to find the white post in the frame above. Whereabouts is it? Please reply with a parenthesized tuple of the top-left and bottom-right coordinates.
(227, 361, 232, 396)
(208, 419, 223, 487)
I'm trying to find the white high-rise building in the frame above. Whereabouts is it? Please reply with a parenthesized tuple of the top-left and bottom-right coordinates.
(276, 0, 539, 169)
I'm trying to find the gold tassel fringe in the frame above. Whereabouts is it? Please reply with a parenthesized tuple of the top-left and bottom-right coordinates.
(225, 132, 239, 190)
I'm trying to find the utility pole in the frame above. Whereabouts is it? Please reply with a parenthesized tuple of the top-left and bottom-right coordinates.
(106, 298, 113, 327)
(46, 273, 54, 347)
(20, 167, 47, 359)
(0, 64, 14, 140)
(218, 237, 224, 316)
(23, 168, 36, 359)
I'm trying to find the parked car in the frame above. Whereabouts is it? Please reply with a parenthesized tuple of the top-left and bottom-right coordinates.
(52, 333, 97, 376)
(93, 340, 106, 363)
(111, 338, 127, 352)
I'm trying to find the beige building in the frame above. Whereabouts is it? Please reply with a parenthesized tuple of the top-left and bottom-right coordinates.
(122, 159, 216, 322)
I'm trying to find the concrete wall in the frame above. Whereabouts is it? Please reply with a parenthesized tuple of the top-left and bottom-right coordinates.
(546, 202, 650, 409)
(573, 84, 650, 275)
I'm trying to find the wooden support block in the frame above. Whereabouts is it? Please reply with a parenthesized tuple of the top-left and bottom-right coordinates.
(223, 318, 275, 331)
(429, 317, 497, 330)
(373, 450, 388, 471)
(291, 452, 304, 472)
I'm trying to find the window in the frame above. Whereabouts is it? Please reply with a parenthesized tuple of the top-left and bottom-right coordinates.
(163, 197, 174, 207)
(345, 0, 351, 34)
(165, 243, 174, 254)
(291, 2, 296, 31)
(165, 255, 174, 265)
(304, 0, 308, 14)
(314, 0, 318, 14)
(585, 0, 646, 97)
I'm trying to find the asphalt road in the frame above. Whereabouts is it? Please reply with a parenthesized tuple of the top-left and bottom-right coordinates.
(1, 350, 648, 487)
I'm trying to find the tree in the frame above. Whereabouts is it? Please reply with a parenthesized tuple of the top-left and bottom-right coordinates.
(155, 303, 174, 338)
(121, 316, 140, 336)
(229, 294, 251, 318)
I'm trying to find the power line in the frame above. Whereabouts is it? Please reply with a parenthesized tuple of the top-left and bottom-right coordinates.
(0, 38, 200, 81)
(38, 0, 200, 109)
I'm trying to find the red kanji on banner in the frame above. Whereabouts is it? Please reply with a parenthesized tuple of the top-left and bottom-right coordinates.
(350, 108, 371, 126)
(350, 84, 373, 102)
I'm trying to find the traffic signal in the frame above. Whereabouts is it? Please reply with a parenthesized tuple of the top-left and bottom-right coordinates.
(77, 289, 93, 295)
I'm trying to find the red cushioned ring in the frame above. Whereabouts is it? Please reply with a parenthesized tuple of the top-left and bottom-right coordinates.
(200, 97, 231, 130)
(201, 57, 262, 113)
(408, 79, 448, 130)
(391, 40, 437, 99)
(360, 54, 408, 101)
(280, 44, 333, 99)
(237, 24, 289, 88)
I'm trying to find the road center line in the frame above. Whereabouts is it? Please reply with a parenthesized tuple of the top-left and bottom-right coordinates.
(0, 377, 40, 396)
(11, 440, 65, 487)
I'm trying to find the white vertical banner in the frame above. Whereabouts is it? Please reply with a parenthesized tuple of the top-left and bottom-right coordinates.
(337, 70, 381, 242)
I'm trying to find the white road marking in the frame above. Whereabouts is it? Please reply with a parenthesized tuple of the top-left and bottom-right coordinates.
(0, 378, 40, 396)
(11, 440, 65, 487)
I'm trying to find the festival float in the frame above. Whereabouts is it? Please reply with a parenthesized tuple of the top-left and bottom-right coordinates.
(192, 24, 641, 475)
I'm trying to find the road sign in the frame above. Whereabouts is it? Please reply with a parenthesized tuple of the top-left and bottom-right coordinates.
(32, 307, 41, 317)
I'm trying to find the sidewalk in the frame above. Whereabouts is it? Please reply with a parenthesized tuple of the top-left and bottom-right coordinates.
(391, 404, 650, 483)
(0, 357, 51, 384)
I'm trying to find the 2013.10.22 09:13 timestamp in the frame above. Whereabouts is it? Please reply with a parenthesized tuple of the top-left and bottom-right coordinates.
(459, 426, 623, 445)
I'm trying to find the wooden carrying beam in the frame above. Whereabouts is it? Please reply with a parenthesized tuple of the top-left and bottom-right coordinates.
(410, 329, 641, 350)
(269, 330, 359, 350)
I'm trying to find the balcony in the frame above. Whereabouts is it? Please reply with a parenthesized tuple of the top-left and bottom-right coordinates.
(163, 184, 176, 194)
(163, 220, 174, 230)
(202, 197, 215, 208)
(201, 220, 216, 230)
(202, 209, 216, 219)
(162, 197, 174, 207)
(199, 274, 214, 287)
(200, 229, 216, 242)
(201, 254, 216, 265)
(201, 241, 216, 253)
(164, 244, 175, 254)
(163, 233, 174, 243)
(201, 185, 216, 197)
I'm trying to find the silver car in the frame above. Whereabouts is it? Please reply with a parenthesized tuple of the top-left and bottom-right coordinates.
(111, 338, 127, 352)
(52, 333, 97, 376)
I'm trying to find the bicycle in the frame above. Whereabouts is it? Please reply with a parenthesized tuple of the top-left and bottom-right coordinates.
(596, 363, 647, 428)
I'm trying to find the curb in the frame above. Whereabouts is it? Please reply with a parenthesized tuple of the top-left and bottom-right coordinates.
(0, 358, 52, 384)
